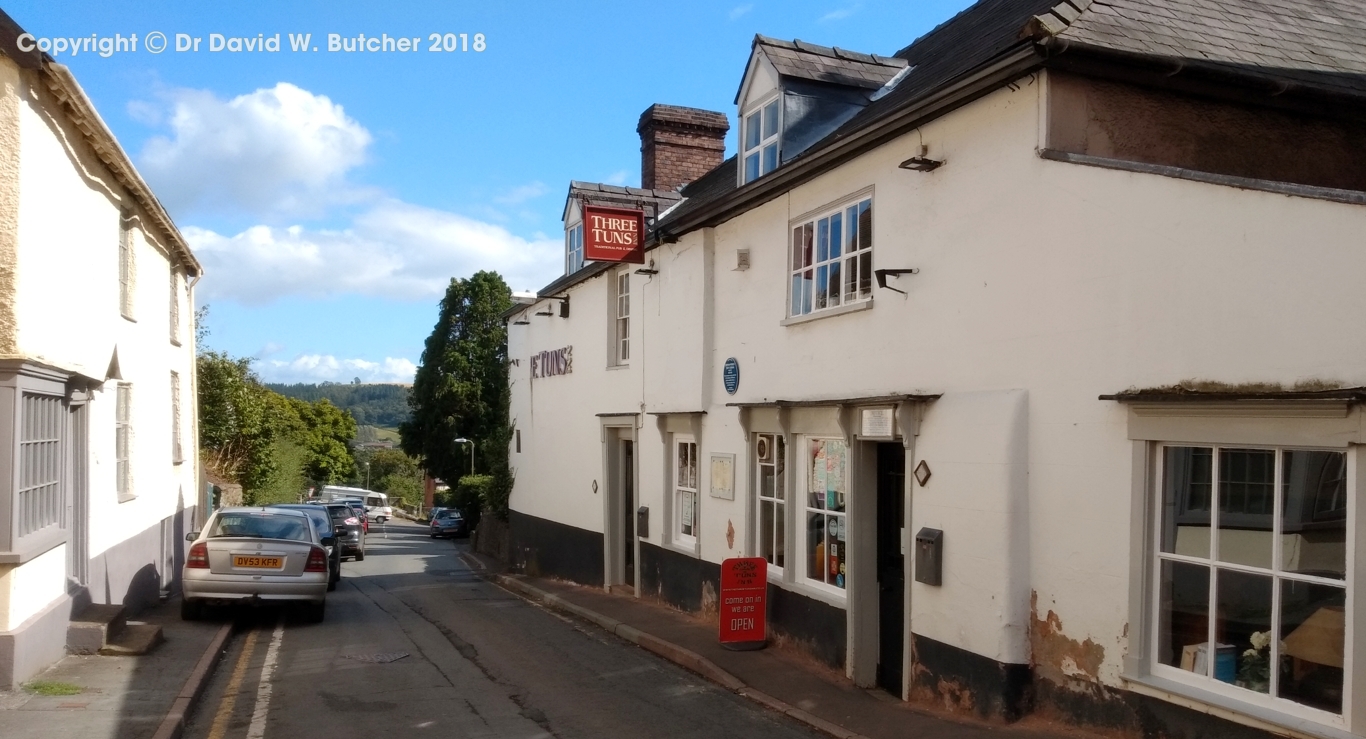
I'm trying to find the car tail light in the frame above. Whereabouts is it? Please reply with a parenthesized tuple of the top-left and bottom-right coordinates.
(305, 547, 328, 572)
(344, 517, 359, 526)
(187, 542, 209, 569)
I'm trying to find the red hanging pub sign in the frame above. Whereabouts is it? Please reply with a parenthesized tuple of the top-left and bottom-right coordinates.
(582, 204, 646, 264)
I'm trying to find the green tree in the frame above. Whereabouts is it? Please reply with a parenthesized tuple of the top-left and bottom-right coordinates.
(401, 271, 512, 490)
(197, 351, 279, 495)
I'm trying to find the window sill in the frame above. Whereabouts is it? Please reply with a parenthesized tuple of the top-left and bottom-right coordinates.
(1122, 673, 1352, 739)
(0, 527, 66, 564)
(780, 300, 872, 327)
(771, 576, 849, 610)
(606, 364, 630, 371)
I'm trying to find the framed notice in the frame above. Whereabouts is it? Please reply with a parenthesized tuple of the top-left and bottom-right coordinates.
(860, 407, 894, 439)
(709, 453, 735, 500)
(582, 204, 645, 264)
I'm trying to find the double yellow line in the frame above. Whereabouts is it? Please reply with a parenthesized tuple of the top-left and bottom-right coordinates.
(205, 629, 260, 739)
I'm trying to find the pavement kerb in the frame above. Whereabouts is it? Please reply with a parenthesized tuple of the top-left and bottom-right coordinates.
(489, 573, 872, 739)
(149, 622, 234, 739)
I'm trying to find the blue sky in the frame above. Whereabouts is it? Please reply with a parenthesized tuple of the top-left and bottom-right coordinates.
(9, 0, 972, 383)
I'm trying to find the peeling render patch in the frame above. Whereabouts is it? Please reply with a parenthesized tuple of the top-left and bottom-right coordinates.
(910, 633, 1032, 722)
(1030, 590, 1105, 686)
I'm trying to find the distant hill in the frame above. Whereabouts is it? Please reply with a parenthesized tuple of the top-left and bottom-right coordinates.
(267, 382, 411, 427)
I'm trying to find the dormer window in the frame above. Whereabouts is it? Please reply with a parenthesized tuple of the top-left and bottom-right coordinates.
(742, 98, 780, 184)
(566, 222, 584, 274)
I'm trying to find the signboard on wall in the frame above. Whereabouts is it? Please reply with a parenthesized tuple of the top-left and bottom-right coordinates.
(719, 557, 767, 650)
(860, 408, 894, 438)
(530, 346, 573, 379)
(582, 205, 645, 264)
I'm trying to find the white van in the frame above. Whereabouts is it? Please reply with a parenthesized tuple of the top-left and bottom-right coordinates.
(321, 486, 393, 523)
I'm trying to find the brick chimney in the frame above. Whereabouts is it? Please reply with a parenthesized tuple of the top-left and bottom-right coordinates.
(638, 104, 730, 191)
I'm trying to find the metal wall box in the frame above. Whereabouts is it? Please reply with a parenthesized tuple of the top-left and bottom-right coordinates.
(914, 527, 943, 586)
(637, 506, 650, 539)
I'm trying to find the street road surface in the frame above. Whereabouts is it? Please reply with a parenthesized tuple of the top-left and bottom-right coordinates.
(184, 519, 821, 738)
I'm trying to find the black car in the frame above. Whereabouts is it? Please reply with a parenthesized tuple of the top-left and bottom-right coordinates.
(317, 502, 365, 561)
(430, 509, 467, 539)
(269, 504, 342, 590)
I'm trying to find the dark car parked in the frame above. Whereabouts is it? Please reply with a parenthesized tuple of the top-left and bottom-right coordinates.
(430, 509, 467, 539)
(315, 502, 365, 561)
(269, 504, 342, 590)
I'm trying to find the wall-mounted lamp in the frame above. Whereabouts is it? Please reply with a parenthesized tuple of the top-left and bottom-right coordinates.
(875, 268, 919, 295)
(899, 144, 943, 172)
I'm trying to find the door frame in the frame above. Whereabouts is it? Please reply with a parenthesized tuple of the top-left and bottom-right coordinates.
(600, 415, 639, 593)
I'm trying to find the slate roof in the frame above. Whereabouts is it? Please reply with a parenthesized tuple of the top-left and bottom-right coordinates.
(750, 35, 908, 93)
(656, 0, 1366, 237)
(563, 181, 682, 223)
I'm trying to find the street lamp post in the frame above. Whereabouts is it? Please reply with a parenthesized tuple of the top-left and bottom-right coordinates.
(364, 461, 371, 490)
(454, 437, 475, 479)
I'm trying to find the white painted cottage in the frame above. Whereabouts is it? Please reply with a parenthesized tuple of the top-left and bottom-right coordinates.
(508, 0, 1366, 737)
(0, 12, 202, 687)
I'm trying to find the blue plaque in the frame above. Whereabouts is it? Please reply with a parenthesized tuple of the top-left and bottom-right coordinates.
(723, 357, 740, 395)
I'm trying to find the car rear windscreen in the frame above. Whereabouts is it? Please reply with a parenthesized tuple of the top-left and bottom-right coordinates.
(210, 513, 311, 542)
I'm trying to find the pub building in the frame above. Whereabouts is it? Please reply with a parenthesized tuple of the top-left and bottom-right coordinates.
(505, 2, 1366, 737)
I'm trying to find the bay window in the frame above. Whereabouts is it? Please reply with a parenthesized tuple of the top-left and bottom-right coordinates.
(1154, 444, 1348, 717)
(756, 434, 786, 571)
(675, 437, 698, 545)
(803, 437, 848, 591)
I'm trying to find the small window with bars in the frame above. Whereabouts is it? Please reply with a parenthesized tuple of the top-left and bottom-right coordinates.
(119, 215, 135, 320)
(117, 383, 133, 500)
(171, 371, 183, 464)
(790, 197, 873, 318)
(18, 393, 63, 538)
(169, 267, 181, 345)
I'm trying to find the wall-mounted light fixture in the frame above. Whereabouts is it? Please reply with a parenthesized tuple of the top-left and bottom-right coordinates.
(899, 144, 943, 172)
(875, 268, 919, 295)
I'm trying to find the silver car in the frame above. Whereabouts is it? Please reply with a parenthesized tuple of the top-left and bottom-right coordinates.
(182, 507, 331, 622)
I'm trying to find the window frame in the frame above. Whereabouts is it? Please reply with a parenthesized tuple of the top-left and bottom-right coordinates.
(741, 95, 781, 184)
(116, 382, 133, 502)
(799, 435, 850, 597)
(613, 270, 630, 366)
(755, 433, 786, 574)
(788, 195, 874, 320)
(1148, 441, 1352, 727)
(169, 267, 182, 345)
(119, 214, 135, 321)
(170, 371, 183, 465)
(566, 222, 584, 275)
(674, 435, 699, 548)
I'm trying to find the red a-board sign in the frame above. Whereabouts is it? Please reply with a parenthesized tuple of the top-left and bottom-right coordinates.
(719, 557, 767, 649)
(582, 205, 645, 264)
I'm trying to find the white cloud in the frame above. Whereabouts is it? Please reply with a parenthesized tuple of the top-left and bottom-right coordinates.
(494, 181, 548, 205)
(260, 354, 417, 384)
(820, 3, 861, 22)
(186, 198, 562, 304)
(729, 4, 754, 20)
(138, 83, 374, 218)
